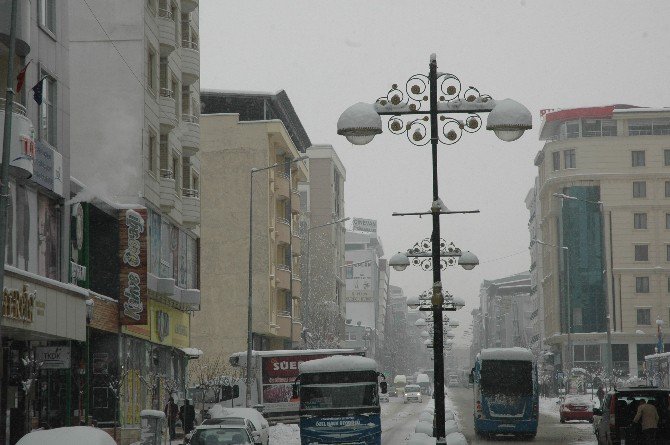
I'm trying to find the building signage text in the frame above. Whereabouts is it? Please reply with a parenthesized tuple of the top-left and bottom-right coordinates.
(35, 346, 71, 369)
(2, 284, 36, 323)
(352, 217, 377, 233)
(119, 209, 148, 325)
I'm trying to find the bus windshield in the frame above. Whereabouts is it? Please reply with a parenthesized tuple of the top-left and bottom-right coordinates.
(480, 360, 533, 396)
(300, 383, 378, 409)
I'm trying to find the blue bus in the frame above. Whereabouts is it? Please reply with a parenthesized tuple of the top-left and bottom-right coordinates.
(294, 355, 382, 445)
(471, 347, 538, 439)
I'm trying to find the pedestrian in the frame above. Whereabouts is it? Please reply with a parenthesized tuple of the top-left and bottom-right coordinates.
(180, 399, 196, 434)
(164, 395, 179, 440)
(596, 385, 605, 407)
(633, 398, 659, 444)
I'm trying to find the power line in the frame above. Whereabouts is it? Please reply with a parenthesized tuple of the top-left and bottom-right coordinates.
(480, 249, 528, 264)
(81, 0, 144, 88)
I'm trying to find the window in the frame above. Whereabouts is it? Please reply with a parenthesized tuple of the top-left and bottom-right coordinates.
(37, 194, 60, 280)
(665, 149, 670, 166)
(172, 155, 180, 192)
(147, 47, 156, 93)
(148, 129, 157, 174)
(634, 245, 649, 261)
(40, 74, 57, 147)
(565, 121, 580, 139)
(602, 120, 617, 136)
(632, 150, 645, 167)
(564, 149, 576, 168)
(633, 181, 646, 198)
(40, 0, 56, 33)
(636, 308, 651, 326)
(636, 276, 650, 293)
(629, 120, 653, 136)
(668, 276, 670, 293)
(552, 152, 560, 171)
(666, 181, 670, 198)
(634, 213, 647, 229)
(666, 213, 670, 229)
(653, 120, 670, 135)
(582, 119, 602, 137)
(667, 244, 670, 261)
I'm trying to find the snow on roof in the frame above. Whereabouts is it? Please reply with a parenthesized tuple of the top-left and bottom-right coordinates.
(140, 409, 166, 418)
(17, 427, 117, 445)
(208, 406, 268, 428)
(480, 347, 534, 361)
(230, 348, 357, 359)
(299, 355, 377, 374)
(181, 347, 204, 357)
(646, 351, 670, 360)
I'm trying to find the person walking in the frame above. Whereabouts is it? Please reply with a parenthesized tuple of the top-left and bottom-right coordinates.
(164, 396, 179, 440)
(596, 385, 605, 407)
(633, 398, 659, 444)
(180, 399, 196, 435)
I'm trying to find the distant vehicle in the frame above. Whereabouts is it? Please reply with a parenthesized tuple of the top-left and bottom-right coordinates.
(295, 355, 382, 445)
(394, 374, 407, 397)
(448, 375, 460, 388)
(404, 384, 423, 403)
(471, 347, 538, 440)
(416, 373, 431, 395)
(559, 395, 594, 423)
(189, 424, 257, 445)
(593, 386, 670, 445)
(229, 348, 364, 422)
(207, 407, 270, 445)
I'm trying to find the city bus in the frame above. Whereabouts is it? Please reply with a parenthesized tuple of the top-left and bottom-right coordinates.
(294, 355, 382, 445)
(471, 347, 538, 439)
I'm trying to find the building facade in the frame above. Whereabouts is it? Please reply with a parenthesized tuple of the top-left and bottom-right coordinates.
(535, 105, 670, 379)
(525, 177, 545, 354)
(194, 113, 308, 364)
(69, 0, 201, 442)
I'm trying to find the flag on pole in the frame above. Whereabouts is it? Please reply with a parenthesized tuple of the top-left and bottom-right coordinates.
(31, 76, 48, 105)
(16, 61, 31, 93)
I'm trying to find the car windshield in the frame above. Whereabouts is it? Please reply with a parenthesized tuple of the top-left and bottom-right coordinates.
(202, 418, 245, 426)
(191, 428, 251, 445)
(564, 396, 593, 405)
(406, 385, 420, 392)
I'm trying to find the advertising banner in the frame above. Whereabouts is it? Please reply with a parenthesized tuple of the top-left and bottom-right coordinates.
(345, 259, 374, 302)
(119, 209, 148, 325)
(352, 218, 377, 233)
(35, 346, 71, 369)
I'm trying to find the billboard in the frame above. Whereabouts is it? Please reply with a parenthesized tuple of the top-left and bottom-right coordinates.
(352, 218, 377, 233)
(345, 259, 374, 302)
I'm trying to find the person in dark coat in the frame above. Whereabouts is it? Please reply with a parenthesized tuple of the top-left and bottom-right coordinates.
(164, 396, 179, 439)
(180, 399, 196, 434)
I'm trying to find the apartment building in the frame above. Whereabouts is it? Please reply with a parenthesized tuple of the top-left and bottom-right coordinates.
(69, 1, 201, 441)
(525, 177, 545, 354)
(534, 105, 670, 378)
(195, 113, 308, 363)
(301, 144, 347, 345)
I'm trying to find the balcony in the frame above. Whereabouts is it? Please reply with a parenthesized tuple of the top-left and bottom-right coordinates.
(180, 288, 201, 310)
(276, 217, 290, 245)
(160, 169, 178, 210)
(291, 191, 300, 213)
(147, 272, 176, 296)
(181, 39, 200, 85)
(0, 99, 33, 179)
(182, 188, 200, 227)
(277, 313, 292, 339)
(181, 0, 199, 13)
(275, 265, 291, 291)
(181, 114, 200, 157)
(291, 234, 301, 255)
(159, 88, 178, 131)
(157, 8, 177, 56)
(275, 172, 290, 199)
(292, 276, 301, 297)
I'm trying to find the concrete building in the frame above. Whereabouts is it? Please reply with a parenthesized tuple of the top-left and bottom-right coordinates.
(477, 272, 533, 350)
(301, 144, 347, 345)
(525, 177, 545, 354)
(534, 105, 670, 378)
(195, 113, 308, 363)
(69, 0, 201, 441)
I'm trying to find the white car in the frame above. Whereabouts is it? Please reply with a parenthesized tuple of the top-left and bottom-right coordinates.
(190, 424, 256, 445)
(404, 384, 423, 403)
(207, 406, 269, 445)
(17, 427, 117, 445)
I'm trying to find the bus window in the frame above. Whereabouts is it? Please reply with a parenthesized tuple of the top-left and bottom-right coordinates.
(480, 361, 533, 396)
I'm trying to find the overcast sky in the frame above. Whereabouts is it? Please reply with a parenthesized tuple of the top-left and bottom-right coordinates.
(200, 0, 670, 345)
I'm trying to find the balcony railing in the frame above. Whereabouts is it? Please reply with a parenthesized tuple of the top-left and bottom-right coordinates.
(160, 169, 174, 179)
(183, 188, 200, 198)
(158, 8, 174, 20)
(160, 87, 174, 98)
(276, 217, 290, 226)
(276, 264, 291, 272)
(182, 39, 199, 50)
(0, 99, 27, 117)
(182, 114, 199, 124)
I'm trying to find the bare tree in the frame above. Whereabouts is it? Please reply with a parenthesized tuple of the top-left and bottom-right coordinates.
(20, 351, 43, 432)
(187, 357, 239, 417)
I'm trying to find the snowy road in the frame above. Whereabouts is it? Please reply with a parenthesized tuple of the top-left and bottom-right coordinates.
(446, 387, 597, 444)
(381, 396, 430, 444)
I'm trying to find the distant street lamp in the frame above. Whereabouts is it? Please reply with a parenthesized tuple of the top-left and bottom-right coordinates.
(337, 54, 530, 443)
(246, 155, 307, 407)
(533, 239, 572, 379)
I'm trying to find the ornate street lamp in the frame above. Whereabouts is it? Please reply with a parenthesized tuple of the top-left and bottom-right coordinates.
(337, 54, 530, 443)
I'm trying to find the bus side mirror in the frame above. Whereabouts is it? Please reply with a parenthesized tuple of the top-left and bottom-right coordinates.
(379, 382, 388, 394)
(233, 384, 240, 398)
(468, 373, 474, 384)
(292, 383, 298, 399)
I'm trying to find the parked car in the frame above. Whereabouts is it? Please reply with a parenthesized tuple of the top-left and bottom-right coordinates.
(17, 427, 116, 445)
(189, 424, 257, 445)
(559, 395, 595, 423)
(206, 406, 269, 445)
(404, 384, 423, 403)
(447, 375, 460, 387)
(593, 386, 670, 445)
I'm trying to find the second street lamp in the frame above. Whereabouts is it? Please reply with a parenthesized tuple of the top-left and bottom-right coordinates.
(339, 54, 530, 443)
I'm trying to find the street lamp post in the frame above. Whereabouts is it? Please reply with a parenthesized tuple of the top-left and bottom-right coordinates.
(338, 54, 530, 443)
(533, 239, 572, 382)
(246, 155, 307, 407)
(553, 192, 614, 387)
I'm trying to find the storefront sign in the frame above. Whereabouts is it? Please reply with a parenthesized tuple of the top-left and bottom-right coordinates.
(352, 217, 377, 233)
(119, 209, 148, 325)
(32, 141, 63, 197)
(123, 299, 190, 347)
(70, 261, 87, 282)
(35, 346, 71, 369)
(2, 284, 36, 322)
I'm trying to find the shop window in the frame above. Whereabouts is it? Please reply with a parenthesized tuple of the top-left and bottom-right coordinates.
(552, 152, 560, 171)
(633, 181, 646, 198)
(636, 276, 650, 293)
(564, 149, 576, 168)
(631, 150, 645, 167)
(636, 308, 651, 325)
(634, 213, 647, 229)
(634, 245, 649, 261)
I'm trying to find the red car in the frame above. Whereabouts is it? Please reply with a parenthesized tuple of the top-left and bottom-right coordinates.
(560, 395, 595, 423)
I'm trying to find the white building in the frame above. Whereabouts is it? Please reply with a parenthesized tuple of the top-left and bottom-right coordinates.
(525, 176, 545, 354)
